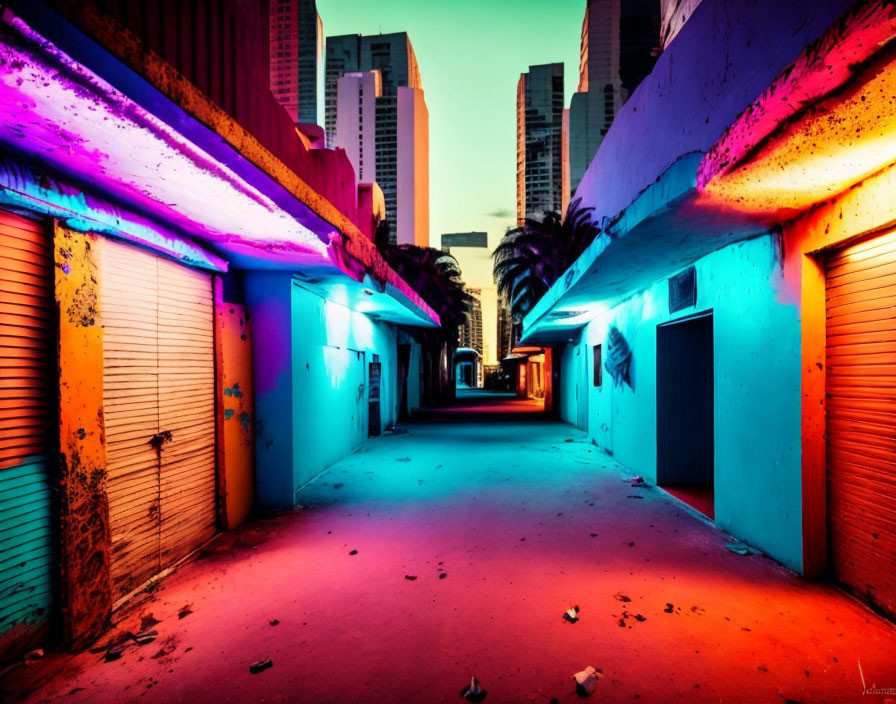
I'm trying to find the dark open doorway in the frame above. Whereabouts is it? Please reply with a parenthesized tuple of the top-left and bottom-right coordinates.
(656, 312, 714, 518)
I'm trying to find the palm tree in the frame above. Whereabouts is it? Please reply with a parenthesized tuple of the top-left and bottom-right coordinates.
(378, 237, 473, 405)
(380, 243, 472, 333)
(493, 197, 602, 322)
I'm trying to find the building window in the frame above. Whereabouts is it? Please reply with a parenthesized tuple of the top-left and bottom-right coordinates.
(593, 345, 602, 387)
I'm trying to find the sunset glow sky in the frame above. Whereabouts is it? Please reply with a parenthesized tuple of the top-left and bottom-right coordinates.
(317, 0, 583, 251)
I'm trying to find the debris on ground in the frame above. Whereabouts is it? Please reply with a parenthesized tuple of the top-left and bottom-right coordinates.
(178, 605, 193, 619)
(349, 549, 358, 555)
(139, 614, 161, 632)
(439, 573, 447, 579)
(23, 649, 44, 663)
(615, 593, 631, 603)
(396, 457, 411, 463)
(103, 645, 124, 663)
(460, 675, 487, 702)
(132, 630, 157, 646)
(269, 619, 279, 626)
(664, 603, 675, 613)
(563, 605, 580, 623)
(404, 574, 418, 581)
(630, 476, 647, 487)
(565, 438, 574, 443)
(248, 659, 273, 674)
(626, 495, 645, 499)
(634, 613, 647, 622)
(726, 541, 762, 556)
(572, 666, 602, 697)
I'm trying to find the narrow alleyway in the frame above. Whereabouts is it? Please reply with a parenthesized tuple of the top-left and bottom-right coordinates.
(5, 391, 896, 703)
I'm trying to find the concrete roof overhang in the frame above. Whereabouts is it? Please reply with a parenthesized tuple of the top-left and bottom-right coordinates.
(698, 2, 896, 219)
(521, 0, 896, 346)
(520, 153, 767, 345)
(0, 5, 438, 329)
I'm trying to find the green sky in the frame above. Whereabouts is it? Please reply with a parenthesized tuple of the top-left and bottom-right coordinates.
(317, 0, 584, 251)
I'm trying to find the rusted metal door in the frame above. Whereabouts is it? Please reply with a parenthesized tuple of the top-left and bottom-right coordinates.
(825, 231, 896, 619)
(0, 209, 55, 655)
(101, 239, 215, 600)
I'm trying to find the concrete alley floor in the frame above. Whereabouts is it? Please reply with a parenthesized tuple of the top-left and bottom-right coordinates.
(4, 390, 896, 703)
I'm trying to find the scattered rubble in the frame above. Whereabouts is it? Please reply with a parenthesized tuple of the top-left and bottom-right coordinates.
(572, 666, 602, 697)
(460, 675, 487, 702)
(248, 659, 273, 674)
(726, 541, 761, 556)
(563, 605, 580, 623)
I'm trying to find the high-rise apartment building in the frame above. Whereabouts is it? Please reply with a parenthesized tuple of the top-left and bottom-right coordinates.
(396, 86, 430, 247)
(327, 33, 427, 246)
(459, 289, 484, 358)
(516, 63, 565, 224)
(269, 0, 324, 125)
(567, 0, 660, 198)
(336, 71, 380, 183)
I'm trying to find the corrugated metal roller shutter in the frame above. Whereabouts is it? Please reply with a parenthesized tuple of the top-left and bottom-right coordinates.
(0, 209, 55, 651)
(825, 230, 896, 620)
(101, 239, 216, 600)
(156, 258, 216, 567)
(101, 240, 162, 598)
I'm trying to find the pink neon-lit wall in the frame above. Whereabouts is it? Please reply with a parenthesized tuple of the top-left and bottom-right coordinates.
(48, 0, 363, 226)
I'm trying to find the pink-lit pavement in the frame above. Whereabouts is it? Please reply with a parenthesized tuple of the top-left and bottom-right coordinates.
(5, 390, 896, 703)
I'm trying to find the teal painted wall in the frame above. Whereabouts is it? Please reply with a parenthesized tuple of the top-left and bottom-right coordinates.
(0, 458, 54, 655)
(559, 338, 590, 432)
(574, 235, 803, 571)
(290, 283, 398, 489)
(247, 273, 400, 508)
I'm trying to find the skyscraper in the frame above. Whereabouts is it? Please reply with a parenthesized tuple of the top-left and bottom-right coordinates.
(269, 0, 324, 126)
(336, 71, 380, 183)
(327, 33, 427, 246)
(459, 289, 484, 358)
(567, 0, 660, 198)
(516, 63, 565, 223)
(568, 0, 624, 199)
